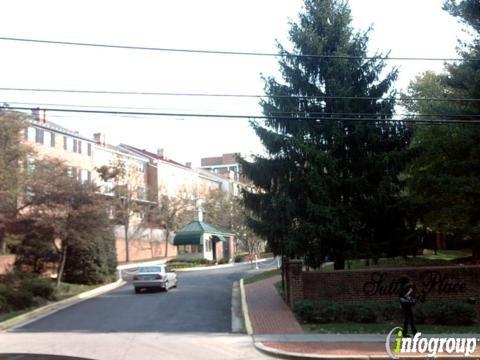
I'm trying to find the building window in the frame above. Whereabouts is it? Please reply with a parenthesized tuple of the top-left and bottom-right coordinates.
(26, 157, 35, 174)
(104, 179, 115, 194)
(87, 143, 92, 156)
(66, 137, 74, 152)
(27, 127, 36, 142)
(35, 128, 44, 144)
(44, 131, 51, 147)
(205, 238, 211, 252)
(80, 169, 91, 183)
(137, 187, 146, 200)
(77, 140, 82, 154)
(177, 245, 203, 254)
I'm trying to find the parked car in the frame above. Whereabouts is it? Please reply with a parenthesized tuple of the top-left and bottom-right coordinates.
(132, 265, 177, 293)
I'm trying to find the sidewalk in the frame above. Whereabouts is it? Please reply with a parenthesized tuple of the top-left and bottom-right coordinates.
(245, 275, 303, 334)
(243, 276, 480, 359)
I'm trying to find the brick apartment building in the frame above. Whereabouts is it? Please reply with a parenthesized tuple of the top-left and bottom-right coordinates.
(19, 110, 242, 263)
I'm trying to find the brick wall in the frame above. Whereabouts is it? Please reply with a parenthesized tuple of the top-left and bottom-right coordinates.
(0, 255, 15, 274)
(286, 260, 304, 307)
(201, 156, 223, 166)
(116, 239, 177, 263)
(286, 262, 480, 312)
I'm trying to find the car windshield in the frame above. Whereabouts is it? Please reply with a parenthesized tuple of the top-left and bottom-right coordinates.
(137, 267, 162, 273)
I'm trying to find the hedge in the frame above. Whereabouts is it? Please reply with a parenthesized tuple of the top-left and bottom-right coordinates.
(293, 300, 477, 326)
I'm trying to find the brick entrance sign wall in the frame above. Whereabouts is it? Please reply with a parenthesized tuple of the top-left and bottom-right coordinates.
(286, 261, 480, 312)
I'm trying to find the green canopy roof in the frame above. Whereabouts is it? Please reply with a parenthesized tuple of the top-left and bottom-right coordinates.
(173, 233, 203, 246)
(173, 221, 234, 245)
(211, 234, 227, 243)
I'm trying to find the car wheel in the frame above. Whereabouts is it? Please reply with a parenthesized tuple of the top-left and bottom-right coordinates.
(164, 281, 169, 292)
(134, 287, 141, 294)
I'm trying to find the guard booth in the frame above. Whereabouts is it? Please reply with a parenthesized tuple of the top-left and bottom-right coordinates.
(173, 220, 236, 262)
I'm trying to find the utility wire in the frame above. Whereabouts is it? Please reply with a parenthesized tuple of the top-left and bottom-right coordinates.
(4, 106, 480, 124)
(4, 101, 480, 120)
(1, 87, 479, 103)
(0, 36, 474, 62)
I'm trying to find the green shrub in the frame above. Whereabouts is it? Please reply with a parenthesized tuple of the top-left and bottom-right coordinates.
(234, 255, 244, 263)
(295, 301, 400, 324)
(312, 301, 340, 323)
(217, 258, 228, 265)
(3, 289, 34, 310)
(354, 304, 378, 323)
(21, 278, 55, 300)
(294, 300, 315, 322)
(419, 302, 476, 326)
(63, 225, 117, 285)
(380, 303, 403, 322)
(0, 295, 10, 313)
(293, 299, 477, 327)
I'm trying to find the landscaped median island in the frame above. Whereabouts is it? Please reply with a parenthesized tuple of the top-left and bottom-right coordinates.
(166, 257, 229, 270)
(0, 271, 103, 324)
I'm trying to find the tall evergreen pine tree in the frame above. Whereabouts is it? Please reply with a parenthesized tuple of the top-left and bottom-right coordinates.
(241, 0, 414, 269)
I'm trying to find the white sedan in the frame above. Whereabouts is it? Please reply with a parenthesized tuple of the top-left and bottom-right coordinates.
(132, 265, 177, 293)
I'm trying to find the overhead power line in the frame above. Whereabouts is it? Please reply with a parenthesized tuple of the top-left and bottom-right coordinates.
(3, 101, 480, 120)
(3, 105, 480, 125)
(0, 36, 474, 62)
(1, 87, 480, 103)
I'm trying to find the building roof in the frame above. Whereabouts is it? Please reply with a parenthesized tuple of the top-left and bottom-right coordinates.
(120, 144, 190, 169)
(197, 168, 228, 183)
(29, 118, 95, 143)
(175, 221, 235, 236)
(173, 220, 234, 246)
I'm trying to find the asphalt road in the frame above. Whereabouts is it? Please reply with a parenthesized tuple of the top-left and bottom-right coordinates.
(15, 263, 268, 333)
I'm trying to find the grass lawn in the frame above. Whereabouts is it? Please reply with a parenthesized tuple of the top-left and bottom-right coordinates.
(303, 322, 479, 334)
(422, 249, 472, 261)
(0, 309, 32, 323)
(320, 249, 472, 271)
(243, 269, 280, 285)
(54, 282, 102, 301)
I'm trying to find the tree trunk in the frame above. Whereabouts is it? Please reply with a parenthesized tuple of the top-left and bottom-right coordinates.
(0, 228, 6, 255)
(435, 231, 446, 253)
(473, 240, 480, 263)
(165, 229, 170, 258)
(124, 222, 130, 263)
(333, 254, 345, 270)
(56, 243, 68, 287)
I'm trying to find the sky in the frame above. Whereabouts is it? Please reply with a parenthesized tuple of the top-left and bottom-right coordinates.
(0, 0, 469, 166)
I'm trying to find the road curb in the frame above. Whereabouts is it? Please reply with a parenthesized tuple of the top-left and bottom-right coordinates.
(254, 342, 373, 360)
(239, 278, 253, 335)
(0, 278, 126, 331)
